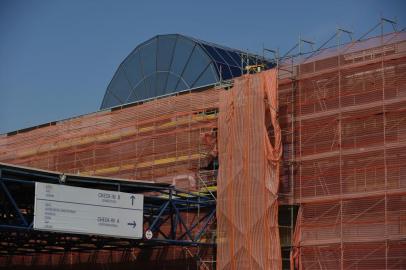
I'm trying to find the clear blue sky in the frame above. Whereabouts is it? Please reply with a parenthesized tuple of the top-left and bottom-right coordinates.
(0, 0, 405, 133)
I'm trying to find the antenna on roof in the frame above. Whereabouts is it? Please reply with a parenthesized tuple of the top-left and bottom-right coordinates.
(263, 48, 279, 67)
(337, 28, 353, 42)
(358, 17, 398, 41)
(279, 35, 314, 63)
(381, 17, 398, 31)
(299, 34, 315, 55)
(303, 27, 353, 62)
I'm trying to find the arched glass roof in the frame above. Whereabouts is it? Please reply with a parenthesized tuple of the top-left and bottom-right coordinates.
(101, 34, 273, 109)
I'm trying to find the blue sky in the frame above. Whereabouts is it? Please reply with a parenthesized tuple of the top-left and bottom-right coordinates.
(0, 0, 405, 133)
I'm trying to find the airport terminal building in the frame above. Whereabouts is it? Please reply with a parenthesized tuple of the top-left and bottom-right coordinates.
(0, 28, 406, 269)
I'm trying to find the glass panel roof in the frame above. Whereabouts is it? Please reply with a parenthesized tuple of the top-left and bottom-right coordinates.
(101, 34, 274, 109)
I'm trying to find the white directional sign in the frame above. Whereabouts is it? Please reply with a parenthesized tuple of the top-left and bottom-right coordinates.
(34, 182, 143, 239)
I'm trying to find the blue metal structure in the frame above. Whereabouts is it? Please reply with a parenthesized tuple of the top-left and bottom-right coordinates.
(101, 34, 274, 109)
(0, 163, 216, 255)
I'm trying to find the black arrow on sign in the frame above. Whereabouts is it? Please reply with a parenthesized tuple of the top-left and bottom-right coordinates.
(127, 221, 136, 228)
(130, 195, 135, 206)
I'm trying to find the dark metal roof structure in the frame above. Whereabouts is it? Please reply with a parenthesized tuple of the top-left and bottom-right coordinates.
(101, 34, 274, 109)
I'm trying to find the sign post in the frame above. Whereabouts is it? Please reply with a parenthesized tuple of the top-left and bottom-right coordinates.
(34, 183, 143, 239)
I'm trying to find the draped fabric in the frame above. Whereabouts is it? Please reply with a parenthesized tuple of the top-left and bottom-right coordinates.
(217, 69, 282, 270)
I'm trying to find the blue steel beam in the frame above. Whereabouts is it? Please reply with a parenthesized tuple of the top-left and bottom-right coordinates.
(0, 181, 28, 226)
(0, 163, 216, 253)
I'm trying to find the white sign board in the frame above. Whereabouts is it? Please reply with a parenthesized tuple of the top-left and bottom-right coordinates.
(34, 182, 143, 239)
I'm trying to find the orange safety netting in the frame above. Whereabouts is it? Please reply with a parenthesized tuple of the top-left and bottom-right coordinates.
(1, 31, 406, 270)
(277, 32, 406, 269)
(0, 89, 220, 191)
(0, 89, 220, 268)
(217, 69, 282, 270)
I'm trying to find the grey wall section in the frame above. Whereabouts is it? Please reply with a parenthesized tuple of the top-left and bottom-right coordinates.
(101, 34, 274, 109)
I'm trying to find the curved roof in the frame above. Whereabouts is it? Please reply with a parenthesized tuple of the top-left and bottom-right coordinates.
(101, 34, 273, 109)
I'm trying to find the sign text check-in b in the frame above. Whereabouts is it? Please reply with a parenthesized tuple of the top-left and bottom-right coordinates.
(34, 183, 144, 239)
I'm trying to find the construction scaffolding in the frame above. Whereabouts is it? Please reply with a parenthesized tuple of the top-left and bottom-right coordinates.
(0, 89, 219, 189)
(0, 88, 220, 269)
(277, 27, 406, 269)
(0, 24, 405, 270)
(0, 162, 217, 269)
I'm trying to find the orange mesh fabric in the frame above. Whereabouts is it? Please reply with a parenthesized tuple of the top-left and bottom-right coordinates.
(281, 32, 406, 269)
(217, 69, 282, 270)
(0, 89, 219, 190)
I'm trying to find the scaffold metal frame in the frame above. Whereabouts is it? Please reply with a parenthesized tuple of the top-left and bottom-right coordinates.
(0, 163, 216, 256)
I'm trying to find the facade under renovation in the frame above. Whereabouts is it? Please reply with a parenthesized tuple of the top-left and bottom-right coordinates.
(0, 25, 405, 269)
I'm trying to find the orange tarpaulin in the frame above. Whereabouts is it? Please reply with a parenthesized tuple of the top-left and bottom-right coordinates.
(217, 69, 282, 270)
